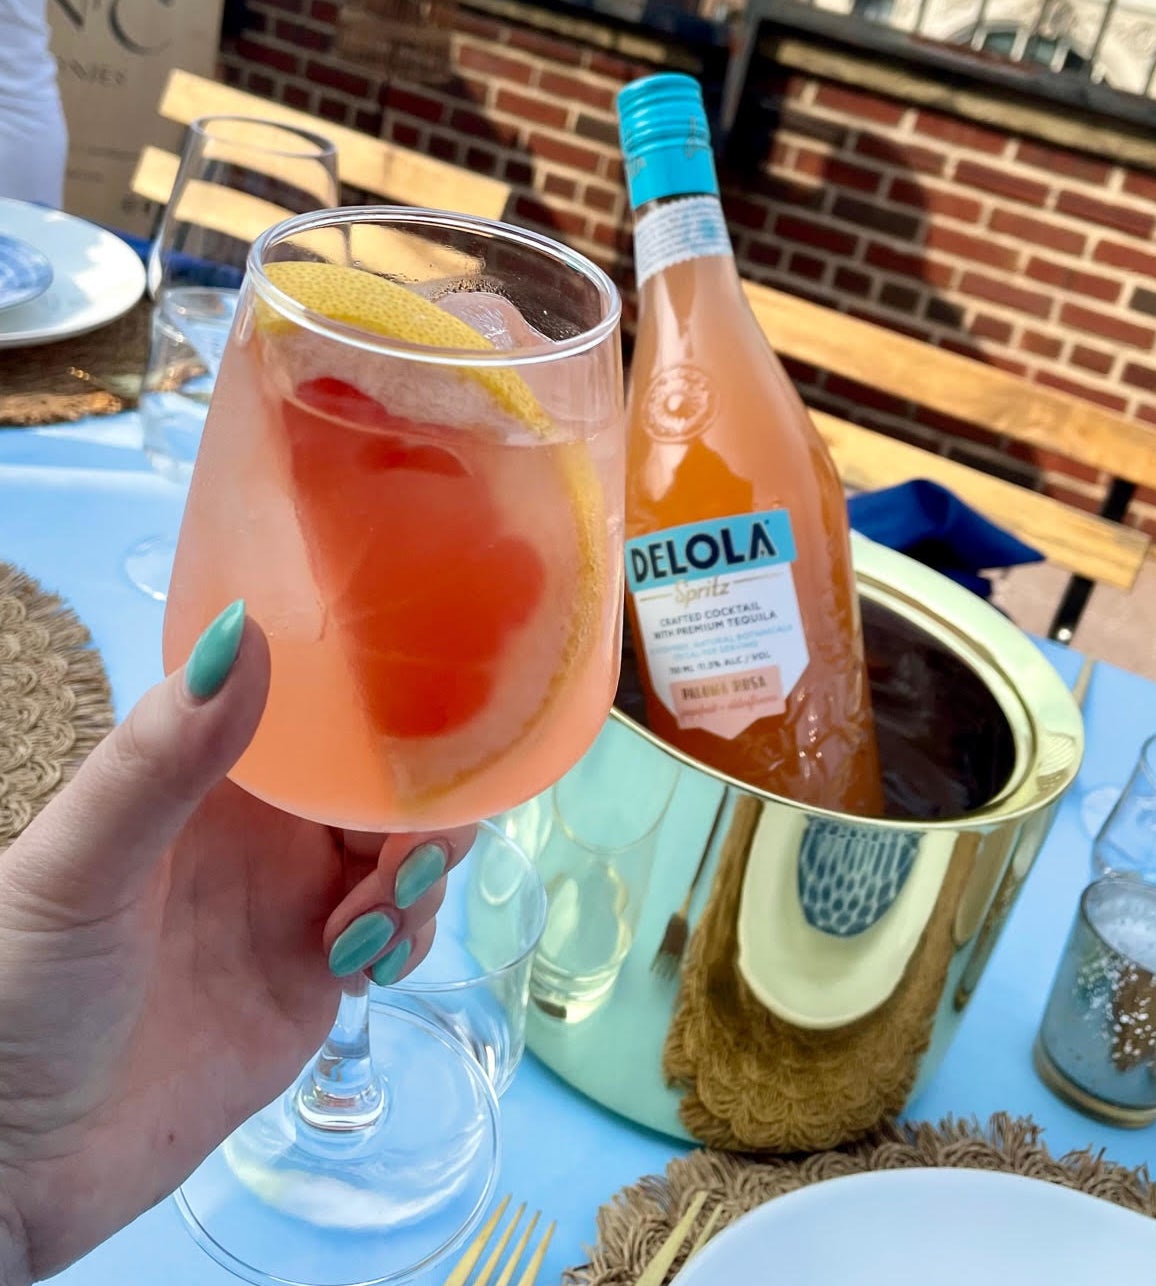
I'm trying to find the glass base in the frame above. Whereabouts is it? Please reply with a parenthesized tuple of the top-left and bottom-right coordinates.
(176, 1004, 500, 1285)
(1033, 1036, 1156, 1129)
(530, 954, 622, 1025)
(124, 535, 176, 602)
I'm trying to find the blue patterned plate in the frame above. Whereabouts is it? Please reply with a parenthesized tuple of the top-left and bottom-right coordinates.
(0, 233, 53, 312)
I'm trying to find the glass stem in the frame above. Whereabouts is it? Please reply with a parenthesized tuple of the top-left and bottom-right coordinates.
(295, 834, 386, 1133)
(295, 972, 386, 1131)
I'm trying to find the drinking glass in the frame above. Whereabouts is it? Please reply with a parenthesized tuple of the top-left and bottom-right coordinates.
(124, 114, 339, 601)
(528, 717, 680, 1022)
(161, 206, 623, 1285)
(1092, 735, 1156, 882)
(380, 821, 547, 1096)
(1035, 875, 1156, 1126)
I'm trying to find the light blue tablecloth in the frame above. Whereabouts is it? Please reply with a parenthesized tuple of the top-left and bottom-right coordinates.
(1, 414, 1154, 1284)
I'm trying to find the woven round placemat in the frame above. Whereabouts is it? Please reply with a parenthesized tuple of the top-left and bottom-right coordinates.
(0, 300, 149, 427)
(565, 1114, 1156, 1285)
(0, 562, 114, 848)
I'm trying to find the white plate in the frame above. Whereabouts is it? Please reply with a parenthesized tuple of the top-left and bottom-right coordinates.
(674, 1169, 1156, 1285)
(0, 198, 146, 349)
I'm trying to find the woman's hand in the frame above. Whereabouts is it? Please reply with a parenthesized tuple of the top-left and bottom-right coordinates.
(0, 604, 473, 1281)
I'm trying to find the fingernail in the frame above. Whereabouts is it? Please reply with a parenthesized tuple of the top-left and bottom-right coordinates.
(186, 600, 246, 701)
(370, 938, 411, 987)
(328, 910, 396, 977)
(395, 842, 447, 909)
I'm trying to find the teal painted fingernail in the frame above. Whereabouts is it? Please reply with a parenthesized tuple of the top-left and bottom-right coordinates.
(395, 842, 447, 909)
(370, 939, 412, 987)
(328, 911, 396, 977)
(185, 600, 246, 700)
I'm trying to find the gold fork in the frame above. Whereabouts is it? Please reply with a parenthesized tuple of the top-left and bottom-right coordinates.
(444, 1196, 555, 1286)
(651, 791, 729, 980)
(634, 1191, 723, 1285)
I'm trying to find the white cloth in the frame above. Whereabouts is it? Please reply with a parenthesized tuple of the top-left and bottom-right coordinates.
(0, 0, 67, 207)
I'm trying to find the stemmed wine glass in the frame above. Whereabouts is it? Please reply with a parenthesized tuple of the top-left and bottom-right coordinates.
(160, 206, 624, 1285)
(124, 114, 339, 601)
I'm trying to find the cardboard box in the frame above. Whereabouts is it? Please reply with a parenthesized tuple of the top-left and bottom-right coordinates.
(48, 0, 225, 234)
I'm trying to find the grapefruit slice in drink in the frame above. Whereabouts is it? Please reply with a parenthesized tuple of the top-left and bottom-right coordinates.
(258, 261, 606, 816)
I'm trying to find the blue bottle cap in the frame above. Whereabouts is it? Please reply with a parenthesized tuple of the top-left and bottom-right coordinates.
(617, 72, 720, 209)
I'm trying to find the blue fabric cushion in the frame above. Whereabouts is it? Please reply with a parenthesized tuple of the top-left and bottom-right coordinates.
(848, 479, 1043, 599)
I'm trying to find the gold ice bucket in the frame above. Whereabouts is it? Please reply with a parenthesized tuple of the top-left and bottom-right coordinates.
(519, 534, 1084, 1152)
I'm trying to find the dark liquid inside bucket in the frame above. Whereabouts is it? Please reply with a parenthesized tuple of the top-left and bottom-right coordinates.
(615, 597, 1017, 822)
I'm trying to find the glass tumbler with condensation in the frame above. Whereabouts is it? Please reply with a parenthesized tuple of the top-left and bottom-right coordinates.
(1092, 735, 1156, 883)
(528, 717, 680, 1022)
(380, 822, 547, 1096)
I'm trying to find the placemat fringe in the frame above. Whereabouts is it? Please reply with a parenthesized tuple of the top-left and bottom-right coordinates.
(565, 1113, 1155, 1286)
(0, 562, 114, 847)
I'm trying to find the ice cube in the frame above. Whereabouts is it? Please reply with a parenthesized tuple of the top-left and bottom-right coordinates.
(436, 289, 550, 350)
(1093, 897, 1156, 974)
(434, 290, 611, 439)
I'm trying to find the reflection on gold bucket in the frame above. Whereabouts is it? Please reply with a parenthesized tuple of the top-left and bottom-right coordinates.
(515, 535, 1083, 1153)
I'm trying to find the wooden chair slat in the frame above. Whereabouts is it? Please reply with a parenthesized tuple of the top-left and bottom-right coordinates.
(133, 146, 489, 279)
(744, 280, 1156, 492)
(812, 409, 1150, 590)
(132, 147, 292, 242)
(158, 68, 511, 219)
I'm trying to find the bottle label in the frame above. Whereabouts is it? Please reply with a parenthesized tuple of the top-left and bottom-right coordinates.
(625, 510, 810, 739)
(634, 196, 733, 288)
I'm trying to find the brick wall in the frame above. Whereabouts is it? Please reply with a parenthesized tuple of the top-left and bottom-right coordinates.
(721, 67, 1156, 537)
(218, 0, 1156, 539)
(219, 0, 664, 336)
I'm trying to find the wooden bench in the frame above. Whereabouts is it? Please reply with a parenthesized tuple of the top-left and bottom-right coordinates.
(743, 280, 1156, 641)
(131, 68, 511, 221)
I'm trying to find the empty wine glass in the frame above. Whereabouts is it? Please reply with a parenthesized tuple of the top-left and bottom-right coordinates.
(1093, 735, 1156, 882)
(124, 114, 339, 601)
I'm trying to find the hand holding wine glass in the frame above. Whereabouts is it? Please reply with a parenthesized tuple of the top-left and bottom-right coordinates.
(0, 609, 471, 1283)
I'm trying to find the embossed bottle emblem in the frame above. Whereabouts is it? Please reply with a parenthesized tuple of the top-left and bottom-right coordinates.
(643, 363, 718, 443)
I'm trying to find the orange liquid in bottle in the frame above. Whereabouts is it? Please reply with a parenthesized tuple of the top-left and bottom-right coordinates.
(618, 73, 881, 815)
(626, 252, 882, 815)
